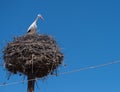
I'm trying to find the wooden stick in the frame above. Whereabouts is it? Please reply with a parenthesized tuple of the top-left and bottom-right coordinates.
(27, 75, 35, 92)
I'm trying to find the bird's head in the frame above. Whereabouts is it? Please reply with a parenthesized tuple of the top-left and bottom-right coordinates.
(37, 14, 44, 20)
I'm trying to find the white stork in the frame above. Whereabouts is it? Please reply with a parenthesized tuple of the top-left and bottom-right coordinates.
(27, 14, 44, 35)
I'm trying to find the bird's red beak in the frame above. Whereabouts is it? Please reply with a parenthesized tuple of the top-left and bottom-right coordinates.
(40, 16, 44, 20)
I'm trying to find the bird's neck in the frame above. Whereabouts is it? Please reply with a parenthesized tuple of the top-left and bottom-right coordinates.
(34, 16, 39, 23)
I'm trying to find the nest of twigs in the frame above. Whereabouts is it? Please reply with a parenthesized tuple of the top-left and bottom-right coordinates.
(3, 34, 64, 78)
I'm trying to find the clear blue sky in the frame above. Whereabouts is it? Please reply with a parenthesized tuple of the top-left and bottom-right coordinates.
(0, 0, 120, 92)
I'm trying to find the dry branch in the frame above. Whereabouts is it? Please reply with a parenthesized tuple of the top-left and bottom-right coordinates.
(3, 34, 64, 78)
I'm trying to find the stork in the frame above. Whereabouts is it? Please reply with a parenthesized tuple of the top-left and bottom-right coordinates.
(27, 14, 44, 35)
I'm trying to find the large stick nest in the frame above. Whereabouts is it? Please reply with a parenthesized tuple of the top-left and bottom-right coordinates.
(3, 34, 64, 78)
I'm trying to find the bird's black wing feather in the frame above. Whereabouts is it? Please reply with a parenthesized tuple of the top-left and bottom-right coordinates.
(27, 29, 31, 33)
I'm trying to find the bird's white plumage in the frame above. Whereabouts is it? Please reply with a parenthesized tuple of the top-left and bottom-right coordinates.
(27, 14, 44, 35)
(27, 21, 37, 32)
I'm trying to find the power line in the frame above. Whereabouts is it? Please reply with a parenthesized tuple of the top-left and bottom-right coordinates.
(0, 60, 120, 87)
(59, 60, 120, 75)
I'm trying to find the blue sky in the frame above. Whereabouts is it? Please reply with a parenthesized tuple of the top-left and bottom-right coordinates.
(0, 0, 120, 92)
